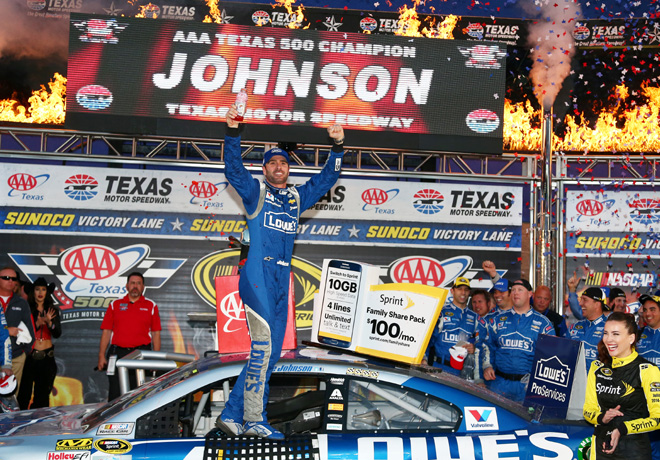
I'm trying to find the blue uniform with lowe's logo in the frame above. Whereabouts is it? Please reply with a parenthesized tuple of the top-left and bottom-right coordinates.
(478, 307, 513, 382)
(426, 302, 479, 377)
(222, 130, 343, 424)
(637, 326, 660, 367)
(568, 314, 606, 370)
(485, 308, 555, 402)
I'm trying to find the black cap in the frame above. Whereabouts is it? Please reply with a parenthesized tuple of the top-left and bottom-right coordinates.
(608, 287, 626, 302)
(511, 279, 533, 292)
(582, 287, 608, 309)
(639, 294, 660, 308)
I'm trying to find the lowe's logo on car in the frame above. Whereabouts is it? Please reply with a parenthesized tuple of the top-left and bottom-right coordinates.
(464, 407, 499, 430)
(534, 356, 571, 387)
(264, 211, 297, 233)
(352, 431, 574, 459)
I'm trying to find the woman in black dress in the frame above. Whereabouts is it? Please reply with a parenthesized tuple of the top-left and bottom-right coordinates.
(17, 278, 61, 409)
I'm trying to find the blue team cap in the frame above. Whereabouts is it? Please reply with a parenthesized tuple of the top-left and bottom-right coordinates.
(263, 148, 289, 165)
(493, 278, 510, 292)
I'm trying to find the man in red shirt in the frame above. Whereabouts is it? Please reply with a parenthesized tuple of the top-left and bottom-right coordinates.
(97, 272, 161, 401)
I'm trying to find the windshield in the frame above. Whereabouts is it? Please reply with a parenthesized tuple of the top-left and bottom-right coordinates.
(82, 358, 226, 428)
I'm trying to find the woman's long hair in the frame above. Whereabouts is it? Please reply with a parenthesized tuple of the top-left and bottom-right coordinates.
(27, 287, 55, 323)
(597, 312, 640, 366)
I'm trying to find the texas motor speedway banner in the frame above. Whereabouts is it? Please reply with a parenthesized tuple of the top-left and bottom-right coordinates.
(1, 161, 523, 403)
(566, 189, 660, 298)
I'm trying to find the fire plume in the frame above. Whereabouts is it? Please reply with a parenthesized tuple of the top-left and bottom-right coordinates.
(203, 0, 221, 23)
(395, 0, 458, 38)
(504, 82, 660, 153)
(0, 72, 66, 125)
(135, 3, 159, 19)
(274, 0, 309, 29)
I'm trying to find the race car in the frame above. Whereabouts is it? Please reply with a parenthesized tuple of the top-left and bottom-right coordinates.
(0, 347, 593, 460)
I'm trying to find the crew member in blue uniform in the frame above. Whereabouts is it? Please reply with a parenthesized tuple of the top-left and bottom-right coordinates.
(637, 294, 660, 366)
(483, 279, 555, 402)
(217, 104, 345, 440)
(470, 289, 492, 383)
(482, 260, 513, 311)
(479, 277, 512, 380)
(424, 277, 479, 378)
(568, 287, 608, 370)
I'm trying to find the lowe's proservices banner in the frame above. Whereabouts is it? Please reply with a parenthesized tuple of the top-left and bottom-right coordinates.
(1, 161, 523, 403)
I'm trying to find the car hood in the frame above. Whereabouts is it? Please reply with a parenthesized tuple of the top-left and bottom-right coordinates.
(0, 403, 103, 437)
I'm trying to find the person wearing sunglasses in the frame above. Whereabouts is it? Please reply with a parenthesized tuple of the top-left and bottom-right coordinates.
(0, 267, 34, 393)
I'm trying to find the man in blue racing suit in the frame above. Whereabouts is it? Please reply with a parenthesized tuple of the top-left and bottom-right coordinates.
(217, 104, 345, 440)
(483, 279, 555, 402)
(424, 277, 480, 378)
(568, 287, 608, 371)
(638, 294, 660, 366)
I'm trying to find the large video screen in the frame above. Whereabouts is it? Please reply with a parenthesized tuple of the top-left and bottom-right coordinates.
(67, 13, 505, 153)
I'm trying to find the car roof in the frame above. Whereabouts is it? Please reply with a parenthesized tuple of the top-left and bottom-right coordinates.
(181, 347, 538, 421)
(95, 346, 586, 427)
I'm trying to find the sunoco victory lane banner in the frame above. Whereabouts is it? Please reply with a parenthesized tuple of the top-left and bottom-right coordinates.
(0, 159, 523, 403)
(2, 163, 523, 231)
(66, 13, 506, 152)
(565, 189, 660, 300)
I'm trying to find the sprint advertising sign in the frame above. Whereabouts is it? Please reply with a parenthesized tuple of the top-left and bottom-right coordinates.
(355, 283, 446, 363)
(313, 259, 447, 364)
